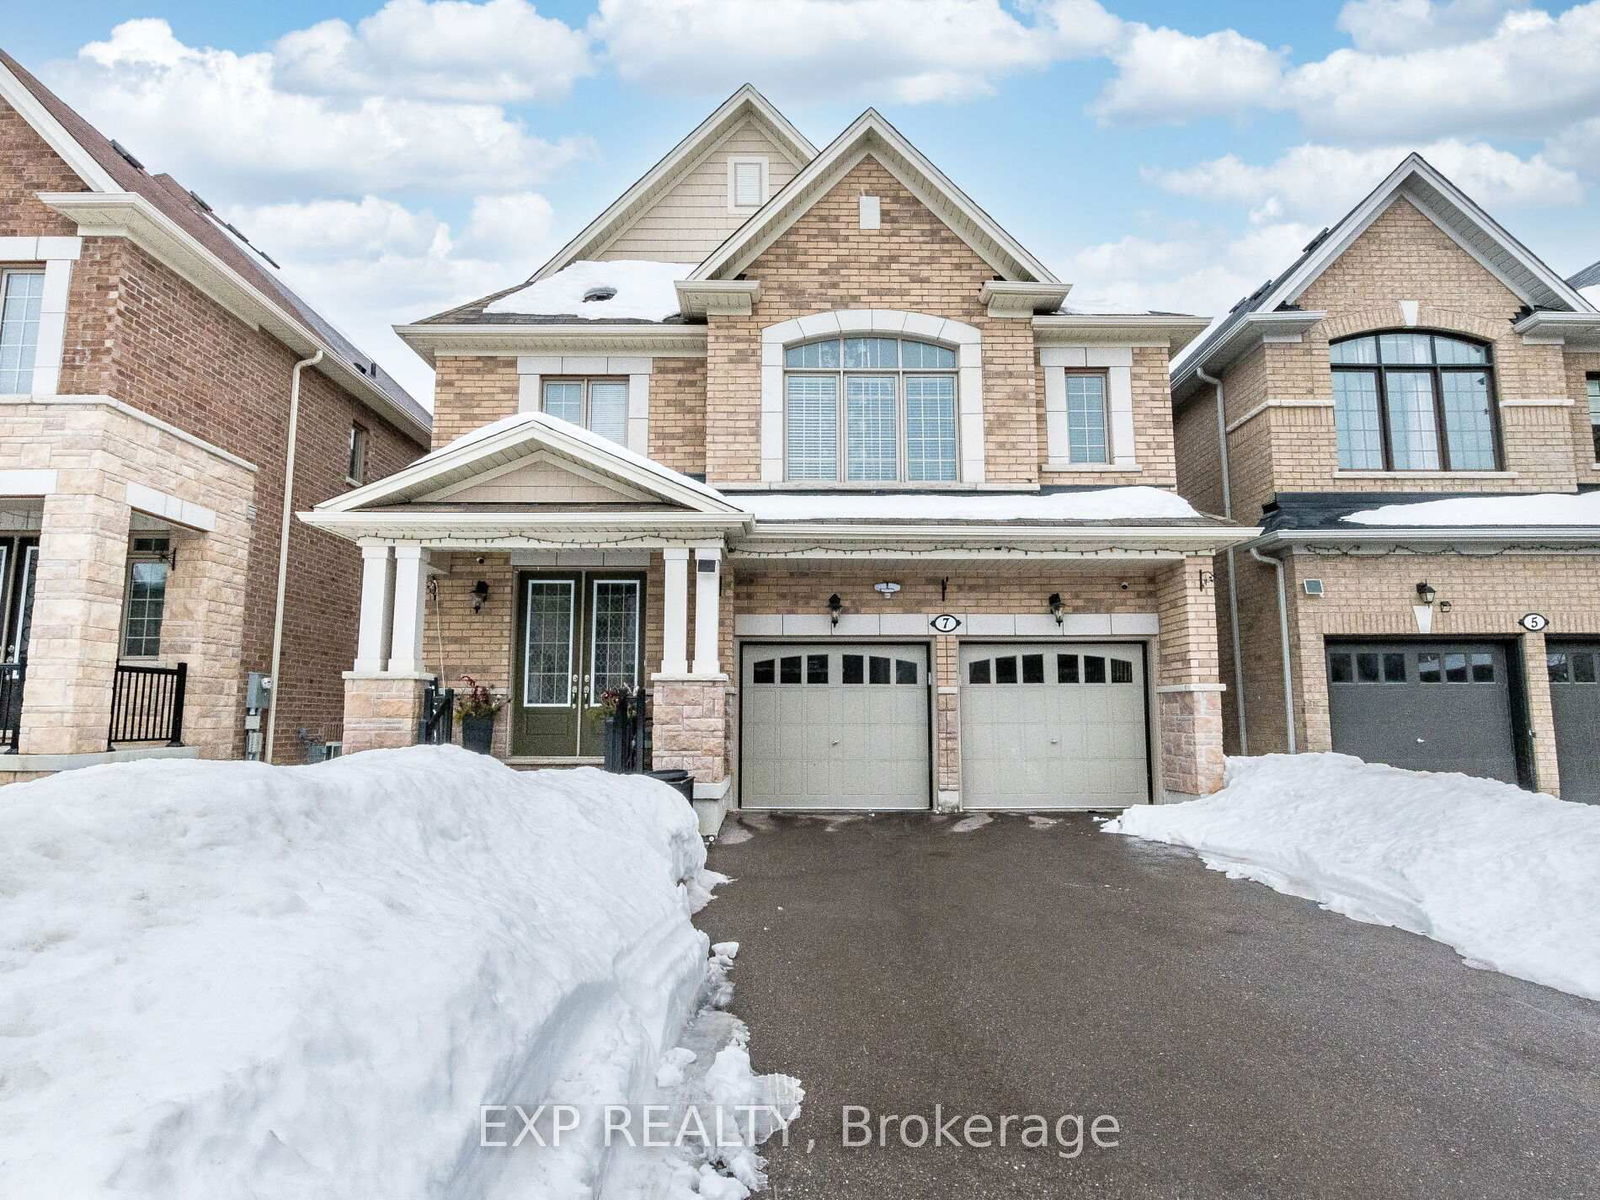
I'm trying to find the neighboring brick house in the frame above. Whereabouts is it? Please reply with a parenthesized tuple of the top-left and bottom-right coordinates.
(0, 51, 430, 781)
(306, 86, 1253, 830)
(1171, 154, 1600, 802)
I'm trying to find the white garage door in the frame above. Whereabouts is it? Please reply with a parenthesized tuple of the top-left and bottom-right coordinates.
(741, 644, 930, 810)
(960, 643, 1150, 809)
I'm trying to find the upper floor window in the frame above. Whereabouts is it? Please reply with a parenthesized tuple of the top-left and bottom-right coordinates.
(784, 335, 958, 482)
(1064, 371, 1109, 463)
(1331, 332, 1498, 471)
(346, 423, 369, 485)
(541, 377, 628, 444)
(0, 269, 44, 393)
(1587, 375, 1599, 463)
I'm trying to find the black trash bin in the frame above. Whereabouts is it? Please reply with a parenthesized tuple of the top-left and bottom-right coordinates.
(641, 768, 694, 803)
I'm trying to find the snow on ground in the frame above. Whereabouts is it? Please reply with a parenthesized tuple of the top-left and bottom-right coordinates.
(484, 260, 683, 320)
(1107, 754, 1600, 1000)
(745, 486, 1201, 523)
(1343, 491, 1600, 526)
(0, 747, 798, 1199)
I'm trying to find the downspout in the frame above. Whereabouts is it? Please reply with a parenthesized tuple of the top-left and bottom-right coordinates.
(1196, 365, 1249, 754)
(1249, 544, 1297, 754)
(264, 349, 324, 764)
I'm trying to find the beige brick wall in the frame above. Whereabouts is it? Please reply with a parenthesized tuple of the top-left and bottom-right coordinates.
(648, 357, 708, 476)
(431, 356, 520, 449)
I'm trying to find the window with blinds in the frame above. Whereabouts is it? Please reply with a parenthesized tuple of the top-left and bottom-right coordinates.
(1064, 372, 1109, 463)
(782, 335, 959, 482)
(541, 378, 629, 444)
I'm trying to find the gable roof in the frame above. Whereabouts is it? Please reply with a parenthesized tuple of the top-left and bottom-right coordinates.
(529, 85, 815, 285)
(0, 48, 429, 439)
(311, 411, 748, 517)
(1172, 153, 1595, 401)
(1572, 260, 1600, 291)
(690, 108, 1057, 285)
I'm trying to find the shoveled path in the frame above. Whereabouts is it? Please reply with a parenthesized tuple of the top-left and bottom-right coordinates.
(699, 812, 1600, 1200)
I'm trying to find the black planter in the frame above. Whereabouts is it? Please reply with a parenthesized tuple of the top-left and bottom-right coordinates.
(461, 715, 495, 755)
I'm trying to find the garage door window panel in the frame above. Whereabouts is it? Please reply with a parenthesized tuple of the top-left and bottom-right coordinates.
(1331, 332, 1500, 471)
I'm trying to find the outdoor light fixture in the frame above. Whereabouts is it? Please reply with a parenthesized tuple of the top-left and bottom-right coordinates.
(827, 593, 843, 627)
(472, 579, 490, 613)
(1048, 592, 1064, 626)
(1415, 581, 1437, 606)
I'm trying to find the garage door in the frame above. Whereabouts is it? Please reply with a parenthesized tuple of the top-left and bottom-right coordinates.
(1327, 641, 1519, 783)
(740, 644, 930, 810)
(1545, 642, 1600, 804)
(960, 643, 1150, 809)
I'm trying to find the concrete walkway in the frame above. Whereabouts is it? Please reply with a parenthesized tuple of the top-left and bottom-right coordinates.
(699, 812, 1600, 1199)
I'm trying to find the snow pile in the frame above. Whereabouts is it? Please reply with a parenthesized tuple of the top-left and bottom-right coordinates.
(746, 486, 1201, 522)
(1107, 754, 1600, 1000)
(484, 260, 684, 320)
(0, 747, 797, 1198)
(1344, 491, 1600, 526)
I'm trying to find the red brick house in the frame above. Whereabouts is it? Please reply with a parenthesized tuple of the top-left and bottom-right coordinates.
(0, 50, 430, 780)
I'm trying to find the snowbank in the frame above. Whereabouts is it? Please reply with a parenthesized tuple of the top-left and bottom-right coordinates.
(746, 486, 1201, 523)
(1106, 754, 1600, 1000)
(1344, 491, 1600, 526)
(485, 260, 683, 320)
(0, 747, 797, 1198)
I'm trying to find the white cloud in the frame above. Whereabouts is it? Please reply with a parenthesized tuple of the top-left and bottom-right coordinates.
(1058, 222, 1318, 319)
(1336, 0, 1530, 53)
(225, 193, 559, 402)
(1151, 141, 1582, 221)
(592, 0, 1116, 103)
(274, 0, 592, 103)
(48, 18, 590, 203)
(1090, 25, 1287, 123)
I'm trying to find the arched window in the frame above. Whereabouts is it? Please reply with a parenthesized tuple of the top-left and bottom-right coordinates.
(783, 335, 958, 482)
(1330, 332, 1499, 471)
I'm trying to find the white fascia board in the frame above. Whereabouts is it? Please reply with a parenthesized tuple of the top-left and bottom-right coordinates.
(1513, 312, 1600, 350)
(395, 323, 708, 360)
(301, 509, 751, 545)
(690, 110, 1056, 285)
(529, 85, 815, 285)
(739, 522, 1258, 552)
(1035, 314, 1212, 352)
(42, 192, 430, 443)
(0, 60, 117, 192)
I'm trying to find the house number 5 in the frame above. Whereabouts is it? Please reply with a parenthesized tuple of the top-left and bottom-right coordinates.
(1519, 613, 1549, 632)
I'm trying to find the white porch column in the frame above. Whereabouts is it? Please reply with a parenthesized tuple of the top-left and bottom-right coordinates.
(660, 548, 690, 675)
(692, 544, 722, 676)
(354, 544, 393, 673)
(388, 543, 428, 675)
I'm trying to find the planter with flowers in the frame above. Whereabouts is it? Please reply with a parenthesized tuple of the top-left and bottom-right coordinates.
(457, 675, 503, 755)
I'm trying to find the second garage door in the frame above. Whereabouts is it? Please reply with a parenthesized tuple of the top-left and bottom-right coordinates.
(740, 644, 930, 810)
(1327, 640, 1520, 784)
(960, 643, 1151, 809)
(1545, 641, 1600, 804)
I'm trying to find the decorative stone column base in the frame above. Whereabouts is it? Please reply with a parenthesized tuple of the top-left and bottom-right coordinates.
(1158, 686, 1225, 800)
(650, 676, 727, 782)
(342, 674, 429, 754)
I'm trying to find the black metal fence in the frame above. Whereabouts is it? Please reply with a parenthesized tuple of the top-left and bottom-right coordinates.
(419, 681, 455, 745)
(108, 662, 187, 749)
(1, 662, 22, 753)
(604, 688, 650, 773)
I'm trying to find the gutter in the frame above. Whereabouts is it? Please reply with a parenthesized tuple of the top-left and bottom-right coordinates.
(264, 350, 323, 764)
(1197, 365, 1249, 754)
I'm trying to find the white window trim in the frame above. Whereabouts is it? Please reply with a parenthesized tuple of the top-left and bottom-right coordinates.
(760, 310, 984, 483)
(727, 156, 769, 212)
(516, 356, 651, 454)
(1041, 345, 1136, 470)
(0, 237, 80, 396)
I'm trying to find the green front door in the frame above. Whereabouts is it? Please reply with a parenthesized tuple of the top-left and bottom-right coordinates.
(512, 571, 644, 759)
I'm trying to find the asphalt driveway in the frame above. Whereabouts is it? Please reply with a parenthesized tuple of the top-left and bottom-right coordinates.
(699, 812, 1600, 1199)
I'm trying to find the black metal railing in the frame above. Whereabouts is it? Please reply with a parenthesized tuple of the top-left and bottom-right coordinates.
(1, 662, 23, 753)
(108, 662, 187, 749)
(604, 687, 650, 773)
(419, 681, 455, 745)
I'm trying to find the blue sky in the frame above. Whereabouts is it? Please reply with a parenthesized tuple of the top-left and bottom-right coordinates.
(10, 0, 1600, 401)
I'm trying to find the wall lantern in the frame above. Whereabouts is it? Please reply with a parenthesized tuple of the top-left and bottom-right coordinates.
(1415, 581, 1437, 606)
(1048, 592, 1064, 626)
(471, 579, 491, 613)
(827, 593, 843, 627)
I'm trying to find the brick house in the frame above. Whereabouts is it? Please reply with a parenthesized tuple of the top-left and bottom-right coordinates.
(307, 86, 1252, 829)
(0, 51, 430, 781)
(1171, 154, 1600, 801)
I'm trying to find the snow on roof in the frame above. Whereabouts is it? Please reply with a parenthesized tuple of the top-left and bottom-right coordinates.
(745, 487, 1202, 523)
(1343, 492, 1600, 527)
(482, 260, 684, 320)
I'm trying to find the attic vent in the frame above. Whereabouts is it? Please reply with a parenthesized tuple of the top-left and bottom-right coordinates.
(583, 286, 618, 303)
(111, 140, 145, 170)
(188, 190, 213, 213)
(1301, 226, 1331, 254)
